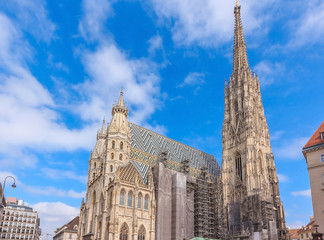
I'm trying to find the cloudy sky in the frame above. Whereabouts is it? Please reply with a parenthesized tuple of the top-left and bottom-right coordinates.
(1, 0, 324, 237)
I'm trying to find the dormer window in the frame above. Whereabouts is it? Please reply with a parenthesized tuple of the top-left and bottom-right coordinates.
(321, 132, 324, 140)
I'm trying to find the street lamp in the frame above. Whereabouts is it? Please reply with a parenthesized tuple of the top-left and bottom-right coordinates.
(0, 176, 17, 208)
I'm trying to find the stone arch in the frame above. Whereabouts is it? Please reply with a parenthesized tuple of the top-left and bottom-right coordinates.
(112, 140, 115, 149)
(120, 223, 129, 240)
(120, 141, 123, 150)
(119, 153, 123, 161)
(138, 225, 146, 240)
(111, 152, 114, 160)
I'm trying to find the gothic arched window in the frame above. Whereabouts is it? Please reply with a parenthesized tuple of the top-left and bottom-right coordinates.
(110, 165, 113, 172)
(127, 191, 133, 207)
(94, 162, 96, 169)
(138, 225, 145, 240)
(93, 173, 95, 180)
(137, 193, 142, 209)
(235, 153, 242, 181)
(234, 100, 239, 113)
(120, 223, 128, 240)
(111, 153, 114, 160)
(120, 141, 123, 150)
(119, 189, 125, 206)
(144, 195, 149, 210)
(119, 154, 123, 161)
(112, 140, 115, 149)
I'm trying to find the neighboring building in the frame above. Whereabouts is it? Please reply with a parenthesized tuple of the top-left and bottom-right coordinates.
(297, 217, 316, 240)
(54, 216, 79, 240)
(78, 2, 286, 240)
(0, 198, 41, 240)
(303, 121, 324, 234)
(0, 184, 6, 222)
(288, 229, 300, 240)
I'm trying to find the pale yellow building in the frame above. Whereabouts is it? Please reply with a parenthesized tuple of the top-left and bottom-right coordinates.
(303, 121, 324, 234)
(54, 216, 79, 240)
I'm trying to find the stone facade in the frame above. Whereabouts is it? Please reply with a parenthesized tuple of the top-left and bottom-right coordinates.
(221, 2, 286, 239)
(78, 93, 156, 240)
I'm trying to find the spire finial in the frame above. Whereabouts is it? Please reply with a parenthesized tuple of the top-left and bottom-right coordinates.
(236, 0, 239, 7)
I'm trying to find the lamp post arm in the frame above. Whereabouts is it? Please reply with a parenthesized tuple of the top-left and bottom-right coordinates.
(1, 176, 16, 208)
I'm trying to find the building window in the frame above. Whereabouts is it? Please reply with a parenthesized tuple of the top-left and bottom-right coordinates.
(93, 173, 95, 180)
(321, 132, 324, 140)
(321, 154, 324, 163)
(120, 141, 123, 150)
(235, 153, 243, 181)
(144, 195, 149, 210)
(127, 191, 133, 207)
(111, 153, 114, 160)
(119, 190, 125, 206)
(138, 225, 145, 240)
(119, 154, 123, 161)
(112, 141, 115, 149)
(94, 162, 96, 169)
(137, 193, 142, 209)
(120, 223, 128, 240)
(110, 165, 113, 172)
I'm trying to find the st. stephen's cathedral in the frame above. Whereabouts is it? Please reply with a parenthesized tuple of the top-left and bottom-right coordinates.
(77, 2, 287, 240)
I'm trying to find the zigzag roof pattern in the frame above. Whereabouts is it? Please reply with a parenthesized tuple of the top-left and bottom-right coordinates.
(129, 122, 220, 177)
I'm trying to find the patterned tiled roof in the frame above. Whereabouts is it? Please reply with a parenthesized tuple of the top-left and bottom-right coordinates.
(119, 161, 149, 185)
(129, 123, 220, 177)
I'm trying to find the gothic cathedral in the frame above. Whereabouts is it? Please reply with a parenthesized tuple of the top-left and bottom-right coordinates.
(78, 2, 287, 240)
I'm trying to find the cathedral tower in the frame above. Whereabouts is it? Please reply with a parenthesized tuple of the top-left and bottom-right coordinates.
(221, 2, 287, 239)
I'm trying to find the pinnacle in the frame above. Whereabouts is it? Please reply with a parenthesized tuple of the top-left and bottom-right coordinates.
(117, 89, 125, 107)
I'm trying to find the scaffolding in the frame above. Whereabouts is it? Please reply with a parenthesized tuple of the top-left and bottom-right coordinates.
(194, 166, 216, 238)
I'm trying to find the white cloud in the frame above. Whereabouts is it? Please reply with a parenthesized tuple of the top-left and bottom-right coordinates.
(292, 189, 311, 198)
(270, 130, 285, 141)
(287, 221, 304, 229)
(289, 1, 324, 47)
(0, 12, 101, 164)
(0, 171, 86, 199)
(2, 0, 56, 43)
(149, 0, 277, 47)
(148, 34, 163, 55)
(41, 168, 87, 184)
(253, 61, 285, 87)
(277, 174, 289, 183)
(32, 202, 79, 237)
(22, 185, 86, 199)
(77, 43, 163, 126)
(79, 0, 113, 41)
(273, 137, 308, 160)
(178, 72, 205, 88)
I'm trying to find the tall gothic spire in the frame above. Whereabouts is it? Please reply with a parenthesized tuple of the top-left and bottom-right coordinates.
(233, 1, 250, 78)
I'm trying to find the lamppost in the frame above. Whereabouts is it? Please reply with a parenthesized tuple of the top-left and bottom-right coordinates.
(0, 175, 17, 208)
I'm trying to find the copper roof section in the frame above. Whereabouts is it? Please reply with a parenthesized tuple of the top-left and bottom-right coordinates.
(303, 121, 324, 149)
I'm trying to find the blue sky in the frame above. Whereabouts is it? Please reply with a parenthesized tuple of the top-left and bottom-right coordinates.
(0, 0, 323, 237)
